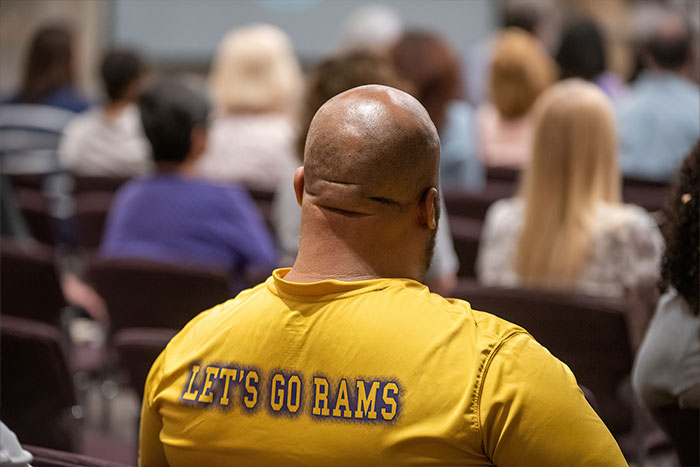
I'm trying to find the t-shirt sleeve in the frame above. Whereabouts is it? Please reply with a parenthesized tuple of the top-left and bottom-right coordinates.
(479, 332, 627, 466)
(138, 349, 169, 467)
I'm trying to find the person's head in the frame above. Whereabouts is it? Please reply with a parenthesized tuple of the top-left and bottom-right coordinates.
(489, 28, 557, 120)
(645, 12, 693, 73)
(138, 79, 211, 168)
(661, 142, 699, 314)
(516, 79, 619, 288)
(100, 49, 144, 103)
(295, 85, 440, 280)
(209, 23, 303, 114)
(20, 24, 75, 103)
(296, 49, 413, 161)
(339, 4, 403, 53)
(390, 31, 462, 131)
(556, 18, 607, 81)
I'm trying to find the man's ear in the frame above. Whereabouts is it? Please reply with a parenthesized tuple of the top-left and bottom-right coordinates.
(293, 166, 305, 207)
(418, 187, 438, 230)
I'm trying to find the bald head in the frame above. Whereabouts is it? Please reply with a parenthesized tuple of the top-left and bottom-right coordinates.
(303, 85, 440, 207)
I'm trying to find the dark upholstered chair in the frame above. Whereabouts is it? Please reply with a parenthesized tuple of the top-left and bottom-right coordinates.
(245, 185, 276, 232)
(73, 192, 115, 250)
(485, 166, 520, 184)
(113, 327, 178, 399)
(444, 183, 514, 222)
(452, 282, 632, 435)
(651, 406, 699, 466)
(1, 316, 81, 451)
(622, 177, 671, 213)
(23, 444, 134, 467)
(14, 187, 57, 245)
(72, 175, 130, 194)
(448, 217, 482, 278)
(0, 239, 66, 325)
(88, 258, 232, 335)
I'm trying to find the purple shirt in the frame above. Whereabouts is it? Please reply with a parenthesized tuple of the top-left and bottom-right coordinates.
(100, 174, 277, 283)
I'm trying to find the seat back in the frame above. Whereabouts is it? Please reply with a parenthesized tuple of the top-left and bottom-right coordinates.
(448, 217, 482, 278)
(73, 192, 115, 250)
(453, 282, 633, 434)
(88, 258, 232, 334)
(444, 184, 514, 221)
(652, 406, 699, 467)
(72, 175, 130, 194)
(1, 316, 80, 451)
(23, 444, 132, 467)
(113, 327, 178, 399)
(0, 240, 66, 324)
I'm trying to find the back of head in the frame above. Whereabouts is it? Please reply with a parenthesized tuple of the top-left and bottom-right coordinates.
(556, 18, 606, 81)
(661, 141, 699, 314)
(299, 85, 440, 279)
(138, 79, 210, 165)
(646, 12, 692, 72)
(101, 49, 144, 102)
(296, 49, 413, 160)
(390, 31, 462, 131)
(20, 24, 74, 103)
(489, 28, 557, 120)
(516, 79, 619, 287)
(209, 23, 303, 113)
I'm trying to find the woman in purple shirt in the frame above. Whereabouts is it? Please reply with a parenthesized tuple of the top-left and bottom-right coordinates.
(100, 79, 277, 288)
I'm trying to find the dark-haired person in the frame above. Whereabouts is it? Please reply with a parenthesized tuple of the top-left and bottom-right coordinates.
(59, 49, 152, 176)
(2, 24, 89, 112)
(556, 18, 626, 100)
(616, 12, 700, 181)
(100, 79, 277, 288)
(632, 142, 699, 432)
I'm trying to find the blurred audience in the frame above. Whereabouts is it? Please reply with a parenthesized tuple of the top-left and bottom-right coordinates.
(477, 79, 662, 297)
(100, 79, 277, 287)
(476, 28, 556, 169)
(2, 24, 89, 112)
(391, 31, 483, 191)
(197, 24, 303, 191)
(273, 49, 459, 296)
(556, 18, 626, 100)
(338, 3, 403, 53)
(633, 141, 699, 412)
(616, 11, 700, 182)
(58, 49, 152, 177)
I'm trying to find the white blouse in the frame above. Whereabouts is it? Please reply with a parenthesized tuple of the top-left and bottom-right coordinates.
(476, 198, 663, 297)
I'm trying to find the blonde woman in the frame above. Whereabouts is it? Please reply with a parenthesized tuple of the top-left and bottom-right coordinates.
(477, 79, 663, 297)
(476, 28, 556, 168)
(198, 24, 303, 190)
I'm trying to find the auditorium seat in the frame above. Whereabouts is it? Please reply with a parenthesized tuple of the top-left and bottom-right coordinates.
(444, 183, 514, 221)
(0, 239, 66, 325)
(1, 316, 81, 452)
(73, 192, 115, 250)
(245, 185, 276, 231)
(453, 281, 633, 435)
(88, 258, 232, 335)
(23, 444, 133, 467)
(72, 175, 130, 194)
(113, 327, 178, 398)
(651, 406, 699, 467)
(622, 177, 671, 214)
(448, 216, 482, 278)
(14, 187, 58, 245)
(485, 166, 520, 184)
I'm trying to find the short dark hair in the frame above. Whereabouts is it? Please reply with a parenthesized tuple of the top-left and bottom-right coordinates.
(138, 79, 210, 164)
(647, 22, 692, 70)
(101, 49, 143, 102)
(20, 24, 74, 103)
(556, 19, 606, 81)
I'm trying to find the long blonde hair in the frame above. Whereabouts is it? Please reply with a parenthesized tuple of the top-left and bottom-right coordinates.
(209, 23, 303, 114)
(515, 79, 620, 288)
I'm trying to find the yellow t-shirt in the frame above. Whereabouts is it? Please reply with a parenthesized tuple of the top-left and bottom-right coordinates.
(139, 269, 626, 466)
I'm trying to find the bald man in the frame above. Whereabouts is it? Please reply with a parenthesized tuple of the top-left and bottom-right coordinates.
(139, 85, 626, 466)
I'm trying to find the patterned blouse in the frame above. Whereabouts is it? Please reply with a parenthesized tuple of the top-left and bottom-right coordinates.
(476, 198, 664, 297)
